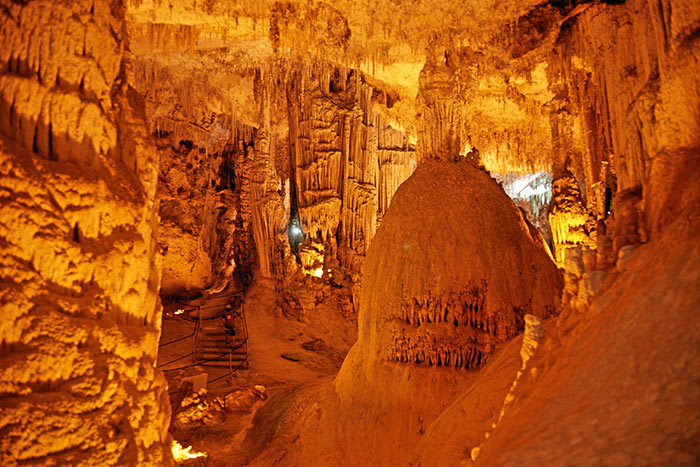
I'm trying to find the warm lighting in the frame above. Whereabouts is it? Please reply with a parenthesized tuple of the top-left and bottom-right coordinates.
(171, 440, 207, 462)
(174, 309, 184, 315)
(299, 242, 325, 277)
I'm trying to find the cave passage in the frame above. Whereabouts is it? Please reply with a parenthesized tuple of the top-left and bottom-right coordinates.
(1, 0, 699, 466)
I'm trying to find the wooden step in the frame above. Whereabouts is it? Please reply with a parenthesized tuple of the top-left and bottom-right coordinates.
(196, 353, 247, 361)
(199, 331, 245, 339)
(198, 335, 230, 342)
(197, 347, 247, 356)
(199, 326, 243, 334)
(196, 353, 248, 363)
(196, 360, 248, 368)
(199, 334, 227, 339)
(196, 345, 247, 353)
(197, 344, 247, 352)
(197, 337, 242, 345)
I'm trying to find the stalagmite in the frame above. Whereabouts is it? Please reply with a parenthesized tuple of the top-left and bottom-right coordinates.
(335, 159, 562, 426)
(2, 0, 700, 466)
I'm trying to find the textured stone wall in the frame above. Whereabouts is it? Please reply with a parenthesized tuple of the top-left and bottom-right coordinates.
(133, 48, 414, 286)
(544, 0, 700, 261)
(0, 1, 172, 465)
(288, 65, 416, 276)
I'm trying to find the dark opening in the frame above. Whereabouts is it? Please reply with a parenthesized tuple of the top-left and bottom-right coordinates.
(229, 168, 236, 191)
(48, 123, 56, 161)
(604, 186, 612, 218)
(216, 149, 236, 191)
(329, 68, 344, 93)
(288, 216, 303, 258)
(32, 126, 38, 154)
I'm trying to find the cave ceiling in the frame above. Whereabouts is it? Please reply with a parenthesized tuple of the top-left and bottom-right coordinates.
(126, 0, 568, 174)
(2, 0, 699, 464)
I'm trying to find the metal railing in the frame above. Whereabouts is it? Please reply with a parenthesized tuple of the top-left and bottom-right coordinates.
(191, 301, 250, 375)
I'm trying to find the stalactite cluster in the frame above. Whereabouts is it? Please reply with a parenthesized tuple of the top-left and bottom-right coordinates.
(288, 66, 415, 275)
(145, 22, 200, 56)
(134, 47, 415, 285)
(390, 284, 537, 370)
(237, 122, 287, 279)
(548, 169, 594, 264)
(398, 288, 487, 329)
(392, 336, 489, 370)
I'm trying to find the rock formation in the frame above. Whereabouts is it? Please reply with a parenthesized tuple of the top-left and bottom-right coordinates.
(242, 160, 561, 465)
(475, 163, 700, 466)
(288, 66, 415, 277)
(132, 43, 416, 289)
(353, 160, 561, 370)
(313, 160, 561, 465)
(0, 1, 171, 465)
(1, 0, 699, 465)
(548, 168, 593, 264)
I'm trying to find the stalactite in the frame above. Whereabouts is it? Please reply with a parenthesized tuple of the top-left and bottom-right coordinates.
(143, 22, 200, 56)
(549, 170, 593, 264)
(389, 284, 531, 370)
(287, 64, 415, 274)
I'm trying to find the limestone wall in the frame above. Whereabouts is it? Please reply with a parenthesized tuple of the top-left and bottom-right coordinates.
(0, 1, 171, 465)
(288, 65, 416, 276)
(131, 47, 415, 286)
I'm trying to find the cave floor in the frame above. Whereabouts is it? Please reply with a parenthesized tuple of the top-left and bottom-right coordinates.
(157, 278, 356, 465)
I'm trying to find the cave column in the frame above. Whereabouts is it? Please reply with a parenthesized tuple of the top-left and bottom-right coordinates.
(0, 1, 172, 464)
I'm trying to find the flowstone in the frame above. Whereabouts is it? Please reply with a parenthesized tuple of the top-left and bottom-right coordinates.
(355, 160, 562, 370)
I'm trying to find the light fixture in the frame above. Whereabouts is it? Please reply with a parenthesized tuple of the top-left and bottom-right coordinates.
(171, 440, 207, 462)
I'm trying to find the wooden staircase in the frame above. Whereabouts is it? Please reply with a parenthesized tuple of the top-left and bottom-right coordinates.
(193, 303, 249, 371)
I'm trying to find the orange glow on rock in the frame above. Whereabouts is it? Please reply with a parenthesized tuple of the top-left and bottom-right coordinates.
(171, 440, 207, 462)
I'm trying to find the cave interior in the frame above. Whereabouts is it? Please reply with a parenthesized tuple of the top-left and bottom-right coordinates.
(1, 0, 699, 466)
